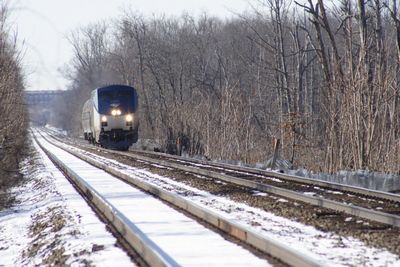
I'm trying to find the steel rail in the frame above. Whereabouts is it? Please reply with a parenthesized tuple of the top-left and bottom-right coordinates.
(37, 129, 325, 267)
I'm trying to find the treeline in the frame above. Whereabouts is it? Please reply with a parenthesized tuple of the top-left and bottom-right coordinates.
(0, 2, 28, 187)
(53, 0, 400, 174)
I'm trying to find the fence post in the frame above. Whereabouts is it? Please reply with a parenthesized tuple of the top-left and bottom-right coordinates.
(271, 138, 280, 170)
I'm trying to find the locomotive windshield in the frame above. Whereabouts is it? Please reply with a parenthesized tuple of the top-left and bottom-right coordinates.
(97, 86, 137, 114)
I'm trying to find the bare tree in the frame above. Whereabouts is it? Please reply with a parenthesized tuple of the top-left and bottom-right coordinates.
(0, 1, 28, 188)
(57, 2, 400, 174)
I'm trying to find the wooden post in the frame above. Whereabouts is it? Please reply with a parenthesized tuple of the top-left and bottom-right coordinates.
(271, 138, 280, 170)
(176, 137, 182, 156)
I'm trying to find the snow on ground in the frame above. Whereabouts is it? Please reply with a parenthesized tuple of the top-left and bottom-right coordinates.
(55, 141, 400, 267)
(0, 142, 134, 266)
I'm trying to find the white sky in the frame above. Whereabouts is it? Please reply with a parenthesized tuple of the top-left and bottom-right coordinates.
(9, 0, 251, 91)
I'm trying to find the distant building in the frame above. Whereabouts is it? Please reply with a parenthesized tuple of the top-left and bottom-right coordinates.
(25, 90, 66, 106)
(25, 90, 67, 126)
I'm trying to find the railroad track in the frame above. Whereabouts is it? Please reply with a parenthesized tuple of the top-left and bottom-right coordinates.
(34, 129, 326, 267)
(128, 151, 400, 225)
(133, 150, 400, 203)
(38, 128, 400, 264)
(43, 128, 400, 228)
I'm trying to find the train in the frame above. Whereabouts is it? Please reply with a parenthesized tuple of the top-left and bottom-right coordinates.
(82, 85, 139, 150)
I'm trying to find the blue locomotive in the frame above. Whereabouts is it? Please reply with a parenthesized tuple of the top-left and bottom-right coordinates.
(82, 85, 139, 150)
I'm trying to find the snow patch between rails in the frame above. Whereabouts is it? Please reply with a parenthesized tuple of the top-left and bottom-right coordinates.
(0, 142, 133, 266)
(58, 143, 400, 267)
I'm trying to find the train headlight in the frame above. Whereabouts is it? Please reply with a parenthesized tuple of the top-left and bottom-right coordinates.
(101, 116, 108, 127)
(126, 114, 133, 122)
(111, 109, 121, 116)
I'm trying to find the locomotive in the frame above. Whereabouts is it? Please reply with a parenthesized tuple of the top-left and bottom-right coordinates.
(82, 85, 139, 150)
